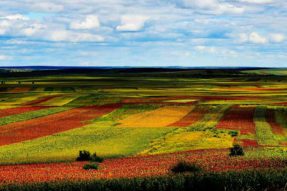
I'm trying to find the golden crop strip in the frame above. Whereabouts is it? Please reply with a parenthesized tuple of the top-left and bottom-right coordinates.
(119, 106, 194, 128)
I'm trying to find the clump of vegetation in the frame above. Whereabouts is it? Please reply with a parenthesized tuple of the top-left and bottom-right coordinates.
(77, 150, 104, 162)
(228, 130, 238, 137)
(229, 144, 244, 157)
(91, 152, 104, 163)
(76, 150, 91, 161)
(83, 163, 98, 170)
(171, 161, 202, 173)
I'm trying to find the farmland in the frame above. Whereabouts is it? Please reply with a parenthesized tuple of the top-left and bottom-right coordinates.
(0, 67, 287, 190)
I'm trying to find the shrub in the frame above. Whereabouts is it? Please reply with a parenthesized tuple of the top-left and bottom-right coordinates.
(228, 131, 238, 137)
(76, 150, 91, 161)
(83, 163, 98, 170)
(229, 144, 244, 157)
(91, 152, 104, 163)
(171, 161, 202, 174)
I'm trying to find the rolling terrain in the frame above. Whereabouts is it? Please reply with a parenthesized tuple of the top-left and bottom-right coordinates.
(0, 67, 287, 189)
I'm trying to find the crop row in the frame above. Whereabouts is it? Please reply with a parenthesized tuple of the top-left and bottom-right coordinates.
(0, 104, 119, 146)
(0, 149, 286, 186)
(0, 106, 70, 127)
(254, 107, 278, 146)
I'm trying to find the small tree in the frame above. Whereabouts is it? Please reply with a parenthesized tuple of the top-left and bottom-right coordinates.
(228, 131, 238, 137)
(229, 144, 244, 157)
(76, 150, 91, 161)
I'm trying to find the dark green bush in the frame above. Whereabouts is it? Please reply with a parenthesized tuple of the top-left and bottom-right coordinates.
(91, 152, 104, 163)
(83, 163, 98, 170)
(171, 161, 202, 174)
(76, 150, 91, 161)
(228, 131, 238, 137)
(229, 144, 244, 157)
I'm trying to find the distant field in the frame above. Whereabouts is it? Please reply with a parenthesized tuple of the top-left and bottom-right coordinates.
(0, 68, 287, 187)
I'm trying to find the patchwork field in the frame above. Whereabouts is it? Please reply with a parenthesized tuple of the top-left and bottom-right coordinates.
(0, 67, 287, 190)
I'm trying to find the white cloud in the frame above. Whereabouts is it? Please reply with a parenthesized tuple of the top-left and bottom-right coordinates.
(182, 0, 245, 14)
(0, 13, 104, 43)
(0, 55, 10, 61)
(0, 14, 29, 35)
(194, 45, 237, 56)
(2, 14, 29, 21)
(195, 45, 216, 53)
(47, 30, 104, 42)
(116, 15, 149, 32)
(239, 32, 268, 44)
(21, 23, 45, 36)
(70, 15, 100, 30)
(239, 0, 273, 4)
(238, 32, 285, 44)
(249, 32, 268, 44)
(269, 33, 285, 43)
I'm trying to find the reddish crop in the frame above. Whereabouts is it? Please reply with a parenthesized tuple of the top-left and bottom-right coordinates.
(24, 95, 61, 105)
(216, 105, 256, 135)
(0, 149, 285, 185)
(0, 106, 48, 118)
(121, 96, 194, 105)
(0, 104, 120, 146)
(9, 87, 31, 93)
(191, 96, 259, 101)
(168, 107, 206, 127)
(239, 139, 259, 147)
(266, 110, 285, 135)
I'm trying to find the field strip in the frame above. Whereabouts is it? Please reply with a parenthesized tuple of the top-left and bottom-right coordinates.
(168, 105, 206, 127)
(0, 149, 286, 185)
(254, 107, 278, 146)
(266, 109, 286, 135)
(119, 106, 194, 128)
(0, 104, 119, 146)
(0, 105, 170, 164)
(0, 106, 48, 118)
(38, 95, 80, 106)
(216, 105, 256, 135)
(0, 94, 44, 106)
(24, 95, 61, 105)
(238, 139, 259, 147)
(9, 87, 31, 93)
(186, 105, 230, 131)
(0, 107, 70, 127)
(274, 108, 287, 129)
(140, 105, 231, 155)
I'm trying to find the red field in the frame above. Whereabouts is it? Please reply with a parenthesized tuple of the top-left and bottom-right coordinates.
(0, 104, 120, 146)
(239, 139, 259, 147)
(0, 106, 48, 118)
(216, 106, 256, 135)
(168, 106, 206, 127)
(0, 149, 285, 185)
(24, 95, 61, 105)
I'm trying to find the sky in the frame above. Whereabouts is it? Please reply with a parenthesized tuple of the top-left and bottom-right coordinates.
(0, 0, 286, 67)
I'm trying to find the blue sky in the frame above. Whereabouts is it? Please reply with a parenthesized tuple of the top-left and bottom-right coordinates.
(0, 0, 286, 67)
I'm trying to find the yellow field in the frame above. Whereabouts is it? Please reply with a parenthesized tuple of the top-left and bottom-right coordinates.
(141, 130, 234, 155)
(119, 106, 194, 128)
(40, 95, 79, 106)
(0, 94, 43, 106)
(163, 99, 196, 103)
